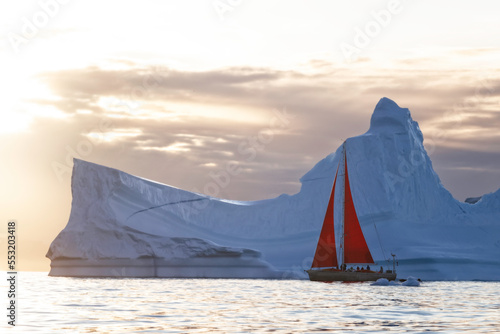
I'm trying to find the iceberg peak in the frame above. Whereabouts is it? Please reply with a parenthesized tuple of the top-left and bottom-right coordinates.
(368, 97, 413, 135)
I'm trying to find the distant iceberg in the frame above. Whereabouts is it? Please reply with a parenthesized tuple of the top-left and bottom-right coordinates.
(46, 98, 500, 280)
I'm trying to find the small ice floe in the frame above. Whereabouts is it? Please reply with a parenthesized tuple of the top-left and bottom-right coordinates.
(401, 276, 421, 287)
(370, 278, 399, 286)
(371, 276, 421, 287)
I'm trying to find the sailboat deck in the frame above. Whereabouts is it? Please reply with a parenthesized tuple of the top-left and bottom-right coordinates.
(306, 269, 397, 282)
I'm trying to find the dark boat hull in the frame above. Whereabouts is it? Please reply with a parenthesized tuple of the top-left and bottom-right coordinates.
(306, 269, 396, 282)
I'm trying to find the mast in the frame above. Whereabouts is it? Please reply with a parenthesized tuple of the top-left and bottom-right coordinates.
(339, 141, 346, 268)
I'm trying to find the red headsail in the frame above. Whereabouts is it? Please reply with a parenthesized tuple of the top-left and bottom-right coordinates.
(311, 170, 338, 268)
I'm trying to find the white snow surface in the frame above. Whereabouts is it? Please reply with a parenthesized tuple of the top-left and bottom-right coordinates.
(47, 98, 500, 280)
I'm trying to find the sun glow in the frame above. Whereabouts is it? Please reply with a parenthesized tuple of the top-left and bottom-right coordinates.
(0, 111, 31, 134)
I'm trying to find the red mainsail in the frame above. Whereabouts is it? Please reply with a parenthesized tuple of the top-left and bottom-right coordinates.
(311, 169, 338, 268)
(343, 152, 374, 264)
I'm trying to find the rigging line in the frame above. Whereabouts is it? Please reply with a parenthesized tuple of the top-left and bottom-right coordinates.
(373, 223, 390, 268)
(125, 198, 208, 222)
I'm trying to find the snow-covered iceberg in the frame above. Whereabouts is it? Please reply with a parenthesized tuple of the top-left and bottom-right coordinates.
(46, 98, 500, 280)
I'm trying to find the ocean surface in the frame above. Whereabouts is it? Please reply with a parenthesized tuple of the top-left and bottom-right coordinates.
(3, 272, 499, 333)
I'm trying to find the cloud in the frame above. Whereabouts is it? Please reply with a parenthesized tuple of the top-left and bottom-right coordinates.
(24, 56, 500, 201)
(36, 65, 280, 108)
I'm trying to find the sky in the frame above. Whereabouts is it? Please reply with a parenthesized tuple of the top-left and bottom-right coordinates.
(1, 0, 499, 271)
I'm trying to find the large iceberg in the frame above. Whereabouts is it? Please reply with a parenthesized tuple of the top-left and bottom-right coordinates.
(47, 98, 500, 280)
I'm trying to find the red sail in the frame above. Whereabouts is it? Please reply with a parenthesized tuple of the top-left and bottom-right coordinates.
(311, 170, 338, 268)
(343, 152, 374, 264)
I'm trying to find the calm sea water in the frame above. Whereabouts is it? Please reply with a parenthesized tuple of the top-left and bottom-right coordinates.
(3, 272, 499, 333)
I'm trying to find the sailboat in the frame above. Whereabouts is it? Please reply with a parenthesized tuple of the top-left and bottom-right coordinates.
(306, 141, 397, 282)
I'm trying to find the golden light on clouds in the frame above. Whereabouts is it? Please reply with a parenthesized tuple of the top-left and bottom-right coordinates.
(138, 142, 191, 153)
(86, 128, 142, 143)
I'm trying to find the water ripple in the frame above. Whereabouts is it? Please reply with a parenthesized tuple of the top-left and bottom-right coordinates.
(8, 272, 500, 333)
